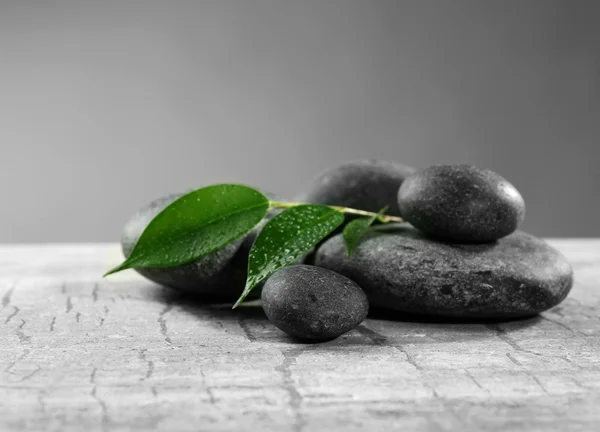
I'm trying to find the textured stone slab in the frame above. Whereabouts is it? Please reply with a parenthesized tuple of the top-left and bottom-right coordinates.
(0, 241, 599, 431)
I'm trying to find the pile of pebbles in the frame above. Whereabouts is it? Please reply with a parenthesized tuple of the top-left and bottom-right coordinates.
(120, 160, 573, 341)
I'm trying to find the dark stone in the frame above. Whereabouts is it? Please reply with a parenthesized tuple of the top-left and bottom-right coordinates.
(295, 159, 416, 263)
(261, 265, 369, 340)
(121, 194, 259, 299)
(296, 159, 416, 216)
(314, 224, 573, 319)
(397, 164, 525, 243)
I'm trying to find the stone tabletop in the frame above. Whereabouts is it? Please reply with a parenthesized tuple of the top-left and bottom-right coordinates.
(1, 241, 599, 432)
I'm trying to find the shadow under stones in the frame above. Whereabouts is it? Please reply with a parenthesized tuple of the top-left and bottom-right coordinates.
(145, 282, 545, 346)
(152, 284, 544, 328)
(152, 285, 399, 347)
(153, 284, 268, 321)
(368, 306, 544, 327)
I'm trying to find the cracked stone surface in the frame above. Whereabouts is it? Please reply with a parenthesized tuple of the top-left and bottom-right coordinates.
(0, 241, 599, 431)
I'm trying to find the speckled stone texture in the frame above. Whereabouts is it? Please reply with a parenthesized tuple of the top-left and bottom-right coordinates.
(315, 224, 573, 318)
(398, 165, 525, 243)
(262, 265, 369, 340)
(296, 159, 416, 216)
(121, 194, 253, 299)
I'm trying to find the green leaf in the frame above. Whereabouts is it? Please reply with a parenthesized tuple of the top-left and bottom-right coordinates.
(342, 207, 388, 256)
(104, 184, 269, 276)
(233, 204, 344, 307)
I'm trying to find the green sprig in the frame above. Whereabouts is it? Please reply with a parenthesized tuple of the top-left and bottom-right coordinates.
(104, 184, 404, 307)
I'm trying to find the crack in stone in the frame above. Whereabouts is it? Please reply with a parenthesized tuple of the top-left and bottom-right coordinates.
(138, 349, 154, 381)
(355, 324, 387, 345)
(486, 324, 534, 354)
(2, 284, 14, 309)
(206, 386, 217, 405)
(92, 283, 99, 302)
(367, 406, 450, 432)
(19, 364, 41, 382)
(540, 315, 582, 335)
(5, 349, 30, 374)
(394, 345, 449, 405)
(275, 350, 305, 432)
(549, 307, 566, 318)
(393, 345, 423, 371)
(37, 389, 47, 414)
(486, 323, 582, 368)
(560, 354, 584, 370)
(531, 375, 549, 395)
(49, 316, 56, 332)
(4, 306, 19, 324)
(146, 361, 155, 380)
(571, 378, 591, 391)
(238, 317, 257, 342)
(506, 352, 522, 366)
(200, 368, 217, 405)
(90, 368, 97, 384)
(488, 325, 579, 394)
(393, 345, 465, 427)
(442, 404, 468, 430)
(464, 369, 488, 393)
(158, 304, 173, 345)
(211, 384, 275, 390)
(65, 296, 73, 313)
(98, 306, 109, 327)
(16, 319, 31, 344)
(91, 385, 109, 431)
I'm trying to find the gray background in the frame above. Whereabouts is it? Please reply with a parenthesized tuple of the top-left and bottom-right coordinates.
(0, 0, 598, 242)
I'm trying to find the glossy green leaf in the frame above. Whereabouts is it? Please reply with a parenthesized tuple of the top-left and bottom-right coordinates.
(104, 184, 269, 276)
(233, 204, 344, 307)
(342, 207, 388, 256)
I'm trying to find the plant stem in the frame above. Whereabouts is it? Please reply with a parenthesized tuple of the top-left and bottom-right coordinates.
(269, 201, 404, 223)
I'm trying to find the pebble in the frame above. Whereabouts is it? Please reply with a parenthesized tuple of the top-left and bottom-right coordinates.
(121, 194, 255, 299)
(297, 159, 416, 216)
(397, 164, 525, 243)
(261, 265, 369, 340)
(315, 224, 573, 318)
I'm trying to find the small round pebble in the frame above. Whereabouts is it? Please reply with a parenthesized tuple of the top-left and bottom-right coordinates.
(397, 164, 525, 243)
(261, 265, 369, 340)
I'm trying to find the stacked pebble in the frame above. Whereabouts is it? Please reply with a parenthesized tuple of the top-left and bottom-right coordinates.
(314, 163, 573, 320)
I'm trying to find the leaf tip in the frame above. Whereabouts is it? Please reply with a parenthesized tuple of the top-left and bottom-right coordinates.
(103, 260, 130, 277)
(343, 238, 355, 257)
(233, 282, 257, 308)
(232, 296, 244, 309)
